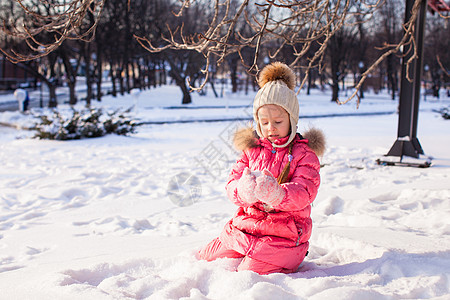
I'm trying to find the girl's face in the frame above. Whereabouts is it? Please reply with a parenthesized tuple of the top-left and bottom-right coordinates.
(257, 104, 290, 143)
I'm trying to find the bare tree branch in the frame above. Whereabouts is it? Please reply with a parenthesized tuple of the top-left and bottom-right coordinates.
(339, 0, 422, 106)
(0, 0, 104, 63)
(2, 0, 446, 106)
(134, 0, 443, 106)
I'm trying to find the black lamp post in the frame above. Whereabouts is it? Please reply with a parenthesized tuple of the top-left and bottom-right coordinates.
(377, 0, 431, 167)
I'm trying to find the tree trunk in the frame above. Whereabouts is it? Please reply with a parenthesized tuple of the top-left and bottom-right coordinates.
(320, 72, 325, 91)
(84, 44, 93, 107)
(131, 60, 137, 89)
(136, 61, 142, 89)
(48, 83, 58, 108)
(110, 62, 117, 97)
(331, 61, 340, 102)
(245, 74, 249, 95)
(180, 77, 192, 104)
(59, 50, 78, 105)
(125, 62, 131, 93)
(151, 66, 156, 88)
(67, 80, 77, 105)
(124, 5, 132, 93)
(359, 77, 364, 99)
(210, 80, 218, 98)
(160, 62, 167, 85)
(307, 68, 312, 95)
(68, 81, 77, 105)
(393, 71, 398, 100)
(331, 82, 339, 103)
(96, 49, 103, 101)
(228, 54, 239, 93)
(118, 67, 125, 95)
(169, 69, 191, 104)
(387, 54, 396, 100)
(147, 59, 155, 88)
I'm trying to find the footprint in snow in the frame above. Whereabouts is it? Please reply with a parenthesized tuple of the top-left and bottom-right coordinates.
(318, 196, 345, 216)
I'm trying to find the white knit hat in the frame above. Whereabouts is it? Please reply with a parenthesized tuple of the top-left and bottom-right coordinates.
(253, 62, 299, 148)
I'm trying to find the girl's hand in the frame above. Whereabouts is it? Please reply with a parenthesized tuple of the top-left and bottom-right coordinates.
(255, 169, 286, 206)
(237, 168, 258, 204)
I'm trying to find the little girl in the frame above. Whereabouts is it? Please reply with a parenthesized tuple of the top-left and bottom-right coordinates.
(198, 62, 325, 274)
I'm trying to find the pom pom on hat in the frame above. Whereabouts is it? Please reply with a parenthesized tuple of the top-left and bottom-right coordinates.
(258, 62, 296, 90)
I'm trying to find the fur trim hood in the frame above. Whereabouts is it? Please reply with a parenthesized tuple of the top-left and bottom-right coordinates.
(233, 126, 326, 157)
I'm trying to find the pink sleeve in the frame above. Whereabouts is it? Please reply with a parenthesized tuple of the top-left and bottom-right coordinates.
(272, 149, 321, 212)
(225, 151, 253, 207)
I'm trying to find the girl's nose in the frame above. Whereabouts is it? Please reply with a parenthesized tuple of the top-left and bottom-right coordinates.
(268, 122, 276, 131)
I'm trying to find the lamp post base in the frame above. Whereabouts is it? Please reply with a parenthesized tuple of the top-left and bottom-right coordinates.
(377, 136, 431, 168)
(386, 136, 424, 158)
(376, 154, 432, 168)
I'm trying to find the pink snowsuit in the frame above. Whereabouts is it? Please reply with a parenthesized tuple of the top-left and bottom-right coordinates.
(199, 134, 321, 274)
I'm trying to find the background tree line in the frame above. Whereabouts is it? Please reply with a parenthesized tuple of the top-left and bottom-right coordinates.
(0, 0, 448, 107)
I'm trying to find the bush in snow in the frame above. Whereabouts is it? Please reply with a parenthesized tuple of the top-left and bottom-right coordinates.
(32, 107, 140, 140)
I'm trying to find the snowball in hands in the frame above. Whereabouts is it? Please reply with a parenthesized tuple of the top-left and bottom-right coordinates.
(237, 168, 258, 204)
(255, 169, 286, 206)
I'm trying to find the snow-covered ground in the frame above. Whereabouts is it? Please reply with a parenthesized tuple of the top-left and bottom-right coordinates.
(0, 85, 449, 299)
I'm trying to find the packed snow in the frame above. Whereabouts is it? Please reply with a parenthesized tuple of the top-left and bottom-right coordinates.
(0, 84, 449, 299)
